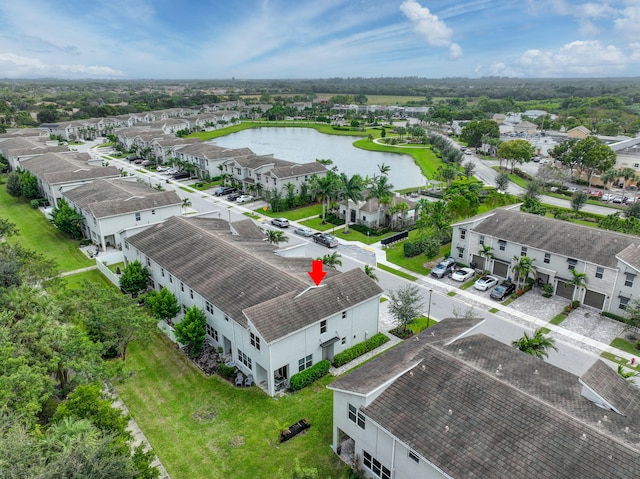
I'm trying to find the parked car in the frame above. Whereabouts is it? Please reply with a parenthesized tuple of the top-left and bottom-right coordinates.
(236, 195, 254, 203)
(312, 232, 339, 248)
(602, 193, 615, 202)
(473, 275, 500, 291)
(293, 226, 313, 237)
(567, 186, 579, 193)
(166, 168, 177, 175)
(226, 192, 241, 201)
(450, 267, 475, 282)
(156, 166, 168, 172)
(172, 171, 190, 180)
(612, 196, 624, 204)
(490, 281, 517, 300)
(141, 160, 151, 167)
(214, 186, 236, 196)
(431, 257, 456, 279)
(134, 159, 143, 164)
(271, 218, 290, 228)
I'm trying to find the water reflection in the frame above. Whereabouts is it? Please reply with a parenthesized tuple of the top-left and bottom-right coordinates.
(210, 127, 424, 189)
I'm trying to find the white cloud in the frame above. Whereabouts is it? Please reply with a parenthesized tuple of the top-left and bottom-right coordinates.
(400, 0, 462, 56)
(0, 52, 123, 78)
(518, 40, 627, 76)
(615, 5, 640, 41)
(488, 62, 522, 78)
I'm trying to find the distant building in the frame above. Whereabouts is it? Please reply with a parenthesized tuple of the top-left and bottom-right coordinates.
(567, 125, 592, 139)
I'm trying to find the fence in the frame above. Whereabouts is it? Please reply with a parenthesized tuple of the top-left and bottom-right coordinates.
(95, 251, 124, 288)
(381, 230, 408, 247)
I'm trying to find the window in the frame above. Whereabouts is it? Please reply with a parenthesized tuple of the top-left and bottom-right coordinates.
(298, 354, 312, 372)
(161, 268, 165, 277)
(521, 247, 527, 257)
(348, 403, 366, 429)
(619, 296, 630, 310)
(135, 212, 141, 221)
(180, 282, 184, 292)
(205, 301, 213, 313)
(237, 349, 252, 369)
(169, 274, 173, 283)
(320, 320, 327, 334)
(224, 315, 230, 322)
(457, 246, 464, 259)
(567, 258, 577, 270)
(408, 450, 420, 463)
(146, 256, 151, 267)
(342, 311, 347, 319)
(205, 324, 218, 341)
(498, 240, 506, 251)
(151, 209, 156, 215)
(635, 163, 640, 168)
(544, 253, 551, 264)
(124, 240, 129, 250)
(479, 235, 485, 245)
(250, 333, 261, 351)
(190, 289, 193, 299)
(363, 451, 391, 479)
(625, 273, 635, 288)
(182, 304, 187, 314)
(460, 229, 466, 240)
(341, 337, 346, 345)
(595, 267, 604, 279)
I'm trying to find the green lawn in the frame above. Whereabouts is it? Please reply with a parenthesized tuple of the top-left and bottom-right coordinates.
(384, 233, 450, 276)
(62, 269, 115, 290)
(549, 312, 568, 326)
(0, 185, 92, 273)
(117, 331, 347, 479)
(376, 263, 417, 281)
(300, 217, 335, 232)
(258, 204, 323, 221)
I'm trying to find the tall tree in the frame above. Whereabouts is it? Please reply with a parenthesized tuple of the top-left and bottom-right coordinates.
(338, 173, 364, 234)
(388, 285, 424, 334)
(565, 268, 588, 302)
(460, 119, 500, 148)
(511, 255, 536, 291)
(6, 172, 21, 197)
(144, 286, 181, 322)
(174, 306, 207, 358)
(119, 260, 150, 295)
(266, 229, 289, 247)
(367, 175, 394, 228)
(512, 328, 557, 359)
(50, 198, 84, 239)
(571, 136, 616, 187)
(498, 139, 535, 173)
(571, 191, 589, 212)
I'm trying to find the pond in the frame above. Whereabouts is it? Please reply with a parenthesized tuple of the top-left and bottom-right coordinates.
(210, 127, 424, 190)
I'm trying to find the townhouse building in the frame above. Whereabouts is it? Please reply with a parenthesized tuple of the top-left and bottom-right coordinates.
(329, 318, 640, 479)
(451, 208, 640, 312)
(122, 215, 383, 396)
(62, 178, 182, 251)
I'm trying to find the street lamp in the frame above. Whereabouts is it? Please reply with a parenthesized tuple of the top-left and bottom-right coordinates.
(427, 289, 433, 329)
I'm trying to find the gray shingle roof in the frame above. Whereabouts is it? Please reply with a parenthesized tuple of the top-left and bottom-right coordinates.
(338, 325, 640, 479)
(63, 179, 181, 218)
(269, 162, 327, 179)
(580, 359, 640, 417)
(244, 268, 383, 343)
(473, 209, 639, 267)
(617, 243, 640, 272)
(126, 216, 376, 332)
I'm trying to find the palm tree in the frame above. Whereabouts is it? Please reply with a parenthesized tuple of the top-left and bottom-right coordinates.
(309, 173, 338, 224)
(367, 174, 394, 228)
(319, 251, 342, 269)
(565, 268, 588, 302)
(181, 197, 192, 214)
(338, 173, 364, 234)
(600, 168, 618, 196)
(266, 229, 288, 247)
(619, 167, 638, 200)
(478, 244, 494, 270)
(377, 162, 391, 176)
(512, 328, 558, 359)
(511, 255, 536, 291)
(364, 265, 378, 281)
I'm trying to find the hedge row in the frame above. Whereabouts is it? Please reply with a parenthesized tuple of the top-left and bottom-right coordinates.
(403, 235, 439, 258)
(289, 360, 331, 391)
(332, 333, 390, 368)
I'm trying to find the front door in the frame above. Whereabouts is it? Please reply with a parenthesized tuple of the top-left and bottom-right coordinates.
(322, 343, 335, 363)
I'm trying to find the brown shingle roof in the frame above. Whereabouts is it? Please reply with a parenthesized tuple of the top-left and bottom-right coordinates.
(338, 326, 640, 479)
(473, 209, 639, 267)
(244, 268, 383, 343)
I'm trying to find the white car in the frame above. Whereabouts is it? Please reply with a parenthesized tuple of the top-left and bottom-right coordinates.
(293, 226, 313, 237)
(473, 275, 500, 291)
(450, 267, 476, 282)
(236, 195, 254, 203)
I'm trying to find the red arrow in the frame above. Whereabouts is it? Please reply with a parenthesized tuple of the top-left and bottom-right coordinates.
(308, 259, 326, 286)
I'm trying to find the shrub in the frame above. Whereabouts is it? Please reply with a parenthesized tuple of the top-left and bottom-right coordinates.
(332, 333, 390, 367)
(542, 283, 554, 297)
(218, 363, 236, 378)
(571, 300, 580, 309)
(30, 199, 40, 209)
(602, 311, 627, 323)
(289, 360, 330, 391)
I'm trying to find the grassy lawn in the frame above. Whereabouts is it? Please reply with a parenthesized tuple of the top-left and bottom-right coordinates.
(62, 269, 114, 290)
(258, 204, 323, 221)
(377, 263, 417, 281)
(0, 184, 92, 273)
(384, 233, 451, 276)
(300, 217, 335, 232)
(489, 307, 499, 313)
(610, 337, 640, 357)
(549, 312, 568, 326)
(407, 315, 435, 334)
(333, 227, 394, 245)
(117, 331, 347, 479)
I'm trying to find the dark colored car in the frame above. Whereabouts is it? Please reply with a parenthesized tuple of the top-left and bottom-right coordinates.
(172, 171, 190, 179)
(226, 192, 241, 201)
(490, 281, 517, 300)
(214, 186, 236, 196)
(312, 232, 339, 248)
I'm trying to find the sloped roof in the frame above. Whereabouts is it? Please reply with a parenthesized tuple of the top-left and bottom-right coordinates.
(62, 179, 181, 218)
(244, 268, 383, 343)
(269, 162, 327, 179)
(472, 209, 639, 268)
(126, 216, 322, 324)
(580, 360, 640, 417)
(342, 326, 640, 479)
(617, 243, 640, 272)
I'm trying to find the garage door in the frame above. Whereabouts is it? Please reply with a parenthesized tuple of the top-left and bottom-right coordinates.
(471, 254, 485, 270)
(584, 289, 606, 310)
(492, 260, 509, 278)
(556, 280, 574, 300)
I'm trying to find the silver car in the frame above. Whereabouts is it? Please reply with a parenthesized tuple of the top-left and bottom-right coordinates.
(293, 226, 313, 237)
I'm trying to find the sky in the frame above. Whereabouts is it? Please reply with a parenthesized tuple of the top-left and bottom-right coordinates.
(1, 0, 640, 80)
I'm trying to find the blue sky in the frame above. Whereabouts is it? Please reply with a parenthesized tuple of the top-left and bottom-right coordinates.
(1, 0, 640, 79)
